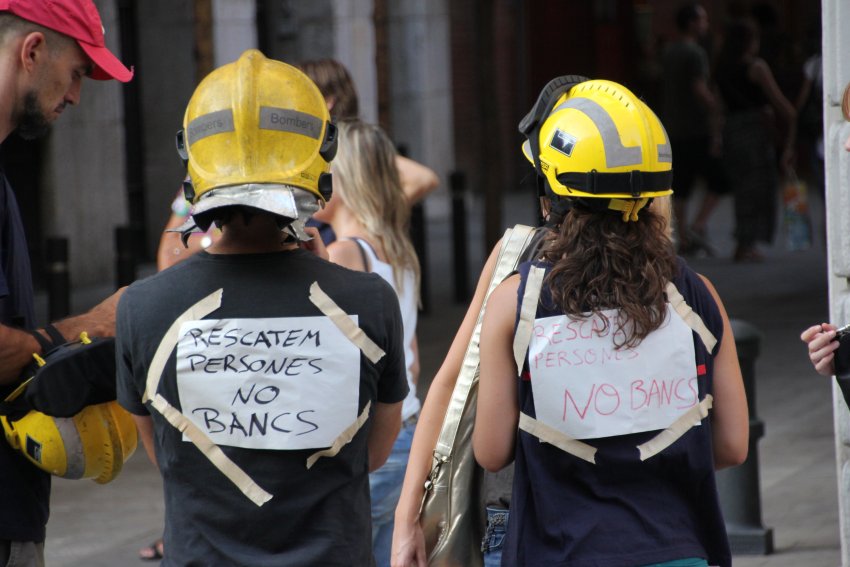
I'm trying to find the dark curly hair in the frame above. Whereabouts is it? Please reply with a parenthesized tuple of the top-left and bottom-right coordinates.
(542, 203, 678, 349)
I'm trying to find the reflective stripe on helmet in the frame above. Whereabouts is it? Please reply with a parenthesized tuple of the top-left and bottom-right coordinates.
(552, 98, 643, 168)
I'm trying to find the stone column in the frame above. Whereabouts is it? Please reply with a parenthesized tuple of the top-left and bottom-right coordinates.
(212, 0, 257, 66)
(42, 0, 127, 285)
(332, 0, 377, 124)
(385, 0, 454, 215)
(823, 0, 850, 564)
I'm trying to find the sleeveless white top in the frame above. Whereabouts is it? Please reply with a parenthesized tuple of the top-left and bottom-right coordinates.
(351, 238, 420, 420)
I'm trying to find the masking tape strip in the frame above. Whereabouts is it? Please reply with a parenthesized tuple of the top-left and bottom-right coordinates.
(637, 394, 713, 461)
(518, 412, 597, 464)
(513, 265, 546, 372)
(143, 289, 223, 403)
(666, 282, 717, 353)
(306, 400, 372, 469)
(308, 282, 385, 364)
(141, 289, 272, 506)
(151, 394, 272, 506)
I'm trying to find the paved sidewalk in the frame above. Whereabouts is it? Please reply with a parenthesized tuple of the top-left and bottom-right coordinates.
(41, 189, 842, 565)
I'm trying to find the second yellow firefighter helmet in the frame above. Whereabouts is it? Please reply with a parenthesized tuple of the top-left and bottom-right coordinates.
(2, 401, 137, 484)
(178, 49, 337, 222)
(520, 77, 673, 221)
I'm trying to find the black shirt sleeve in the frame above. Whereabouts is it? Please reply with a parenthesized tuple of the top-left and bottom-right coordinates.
(115, 288, 150, 416)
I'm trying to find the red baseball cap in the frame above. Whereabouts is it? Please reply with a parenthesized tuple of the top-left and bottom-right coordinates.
(0, 0, 133, 82)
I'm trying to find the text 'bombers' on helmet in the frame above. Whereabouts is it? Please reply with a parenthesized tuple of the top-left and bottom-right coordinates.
(181, 49, 337, 214)
(521, 79, 673, 203)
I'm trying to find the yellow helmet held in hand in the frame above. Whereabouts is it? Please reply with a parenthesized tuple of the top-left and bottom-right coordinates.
(0, 333, 137, 484)
(177, 49, 338, 230)
(520, 77, 673, 221)
(2, 401, 137, 484)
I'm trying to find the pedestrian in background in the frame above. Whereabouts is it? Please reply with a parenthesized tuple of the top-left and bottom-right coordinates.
(715, 18, 796, 263)
(794, 32, 824, 199)
(661, 2, 728, 256)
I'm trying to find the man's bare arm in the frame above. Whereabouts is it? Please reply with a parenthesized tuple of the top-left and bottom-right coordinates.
(0, 287, 125, 384)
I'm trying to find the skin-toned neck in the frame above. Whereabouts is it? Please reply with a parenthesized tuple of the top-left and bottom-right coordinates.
(325, 203, 371, 242)
(205, 211, 298, 255)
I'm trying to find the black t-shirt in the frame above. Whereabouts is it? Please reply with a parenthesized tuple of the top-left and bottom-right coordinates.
(117, 248, 408, 566)
(0, 170, 49, 543)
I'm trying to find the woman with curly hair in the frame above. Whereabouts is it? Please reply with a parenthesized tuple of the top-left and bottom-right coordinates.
(472, 79, 749, 567)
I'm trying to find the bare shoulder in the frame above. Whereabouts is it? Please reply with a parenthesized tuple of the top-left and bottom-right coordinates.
(327, 239, 367, 272)
(486, 274, 521, 317)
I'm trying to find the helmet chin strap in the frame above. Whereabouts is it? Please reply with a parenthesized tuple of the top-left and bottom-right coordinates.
(608, 197, 651, 222)
(572, 196, 654, 222)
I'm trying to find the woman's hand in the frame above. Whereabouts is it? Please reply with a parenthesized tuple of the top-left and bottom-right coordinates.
(299, 227, 328, 260)
(390, 519, 427, 567)
(801, 323, 839, 377)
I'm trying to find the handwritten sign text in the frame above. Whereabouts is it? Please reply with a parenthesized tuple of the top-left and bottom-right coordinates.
(176, 316, 360, 450)
(528, 307, 699, 439)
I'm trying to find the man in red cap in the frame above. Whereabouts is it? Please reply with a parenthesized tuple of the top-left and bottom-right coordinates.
(0, 1, 132, 564)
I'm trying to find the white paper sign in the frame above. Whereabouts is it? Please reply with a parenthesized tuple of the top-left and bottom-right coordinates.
(175, 316, 360, 450)
(528, 306, 698, 440)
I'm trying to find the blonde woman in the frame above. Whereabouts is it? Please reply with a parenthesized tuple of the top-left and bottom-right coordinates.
(313, 119, 421, 567)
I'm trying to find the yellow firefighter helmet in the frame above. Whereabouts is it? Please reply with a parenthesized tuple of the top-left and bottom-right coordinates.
(1, 400, 137, 484)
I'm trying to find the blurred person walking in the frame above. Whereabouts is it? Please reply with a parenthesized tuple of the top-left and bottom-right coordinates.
(661, 2, 728, 256)
(716, 18, 796, 262)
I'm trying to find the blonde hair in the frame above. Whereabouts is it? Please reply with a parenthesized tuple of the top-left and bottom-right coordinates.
(332, 119, 420, 299)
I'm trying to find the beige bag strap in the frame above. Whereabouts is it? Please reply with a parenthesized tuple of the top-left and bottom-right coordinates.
(512, 265, 546, 372)
(433, 224, 536, 458)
